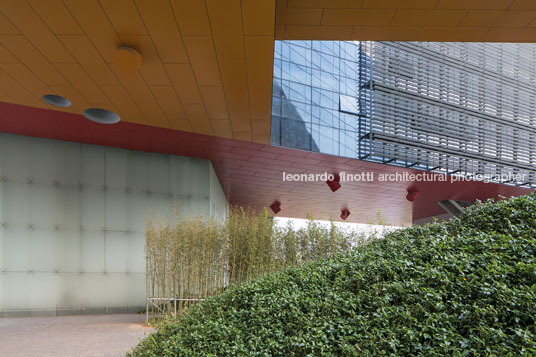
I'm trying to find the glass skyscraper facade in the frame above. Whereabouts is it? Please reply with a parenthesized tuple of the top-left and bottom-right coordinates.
(271, 41, 365, 158)
(271, 41, 536, 187)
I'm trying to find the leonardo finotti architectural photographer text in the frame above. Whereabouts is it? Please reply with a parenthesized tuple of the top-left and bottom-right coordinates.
(282, 172, 526, 184)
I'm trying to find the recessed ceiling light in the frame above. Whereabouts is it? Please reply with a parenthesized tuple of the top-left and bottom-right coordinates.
(42, 94, 71, 108)
(83, 108, 120, 124)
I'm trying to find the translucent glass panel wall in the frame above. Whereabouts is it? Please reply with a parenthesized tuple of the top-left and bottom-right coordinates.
(0, 133, 228, 316)
(209, 164, 228, 222)
(271, 41, 363, 158)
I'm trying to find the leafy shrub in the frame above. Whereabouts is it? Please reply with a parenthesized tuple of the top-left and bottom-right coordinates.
(132, 195, 536, 356)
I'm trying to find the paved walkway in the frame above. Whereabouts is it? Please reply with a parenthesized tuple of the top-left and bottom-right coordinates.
(0, 314, 154, 357)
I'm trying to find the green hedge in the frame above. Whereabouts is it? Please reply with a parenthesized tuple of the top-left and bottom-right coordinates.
(131, 194, 536, 356)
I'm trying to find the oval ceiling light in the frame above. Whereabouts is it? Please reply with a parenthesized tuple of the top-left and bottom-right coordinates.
(42, 94, 71, 108)
(114, 46, 143, 74)
(83, 108, 120, 124)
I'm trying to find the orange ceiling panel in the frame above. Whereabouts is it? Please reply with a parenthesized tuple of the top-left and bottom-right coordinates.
(436, 0, 512, 10)
(243, 0, 278, 36)
(171, 0, 212, 36)
(351, 26, 422, 41)
(118, 35, 170, 86)
(417, 27, 489, 41)
(1, 0, 535, 148)
(199, 86, 229, 121)
(134, 0, 188, 63)
(0, 12, 19, 34)
(100, 84, 147, 125)
(53, 62, 109, 104)
(0, 63, 49, 100)
(0, 35, 67, 85)
(460, 10, 536, 27)
(62, 0, 119, 62)
(276, 0, 536, 42)
(26, 0, 82, 35)
(284, 25, 354, 40)
(0, 0, 275, 144)
(99, 0, 147, 36)
(58, 35, 118, 86)
(0, 1, 73, 62)
(286, 0, 364, 8)
(0, 67, 42, 107)
(362, 0, 438, 9)
(48, 84, 90, 113)
(511, 0, 536, 10)
(206, 0, 247, 64)
(322, 9, 397, 26)
(183, 36, 223, 87)
(276, 8, 323, 26)
(164, 63, 204, 106)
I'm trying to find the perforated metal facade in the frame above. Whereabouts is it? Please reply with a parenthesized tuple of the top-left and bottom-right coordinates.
(360, 42, 536, 187)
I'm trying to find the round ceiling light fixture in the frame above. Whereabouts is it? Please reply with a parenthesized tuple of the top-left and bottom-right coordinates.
(114, 46, 143, 74)
(42, 94, 71, 108)
(83, 108, 120, 124)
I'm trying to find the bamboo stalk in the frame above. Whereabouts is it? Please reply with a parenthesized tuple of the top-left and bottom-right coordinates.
(145, 205, 377, 320)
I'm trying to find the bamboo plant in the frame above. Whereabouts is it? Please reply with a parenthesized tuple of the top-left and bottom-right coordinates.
(145, 206, 384, 320)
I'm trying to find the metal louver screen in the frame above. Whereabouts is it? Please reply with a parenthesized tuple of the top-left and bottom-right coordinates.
(359, 41, 536, 187)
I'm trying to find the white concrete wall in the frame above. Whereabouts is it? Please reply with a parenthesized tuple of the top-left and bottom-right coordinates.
(0, 133, 228, 316)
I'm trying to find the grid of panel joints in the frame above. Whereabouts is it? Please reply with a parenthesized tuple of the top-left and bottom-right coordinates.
(0, 133, 215, 313)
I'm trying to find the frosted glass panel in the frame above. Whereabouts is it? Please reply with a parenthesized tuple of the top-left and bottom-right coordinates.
(127, 233, 145, 273)
(56, 188, 81, 230)
(0, 223, 3, 279)
(105, 189, 127, 231)
(80, 189, 105, 231)
(105, 232, 128, 273)
(125, 273, 145, 307)
(82, 232, 105, 273)
(57, 274, 82, 312)
(210, 163, 229, 221)
(149, 154, 171, 194)
(2, 135, 30, 182)
(0, 274, 3, 314)
(4, 228, 31, 271)
(190, 159, 210, 198)
(3, 181, 31, 226)
(127, 193, 149, 232)
(149, 193, 174, 219)
(81, 146, 105, 188)
(4, 273, 31, 313)
(30, 273, 57, 312)
(56, 142, 80, 187)
(31, 230, 56, 271)
(56, 230, 82, 272)
(127, 151, 149, 191)
(0, 133, 228, 315)
(104, 274, 131, 308)
(81, 273, 110, 309)
(105, 148, 127, 189)
(171, 156, 192, 195)
(30, 138, 56, 183)
(31, 185, 56, 226)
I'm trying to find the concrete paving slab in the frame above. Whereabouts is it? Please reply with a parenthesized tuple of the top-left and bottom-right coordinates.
(0, 314, 153, 357)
